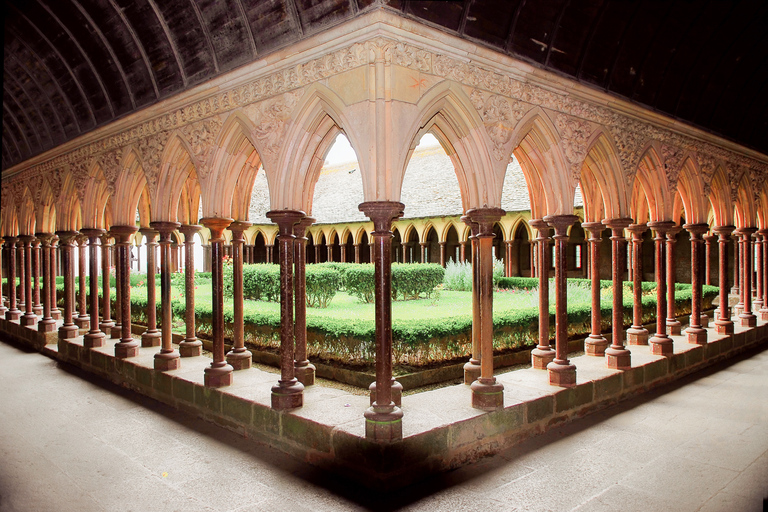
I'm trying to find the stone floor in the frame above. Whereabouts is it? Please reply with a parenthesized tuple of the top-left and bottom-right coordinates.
(0, 337, 767, 512)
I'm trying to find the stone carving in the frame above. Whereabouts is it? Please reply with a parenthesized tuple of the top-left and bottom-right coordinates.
(249, 91, 303, 159)
(100, 151, 121, 193)
(47, 167, 62, 198)
(387, 42, 431, 72)
(470, 89, 527, 161)
(556, 113, 593, 184)
(180, 116, 223, 180)
(697, 152, 717, 196)
(661, 144, 684, 187)
(136, 132, 169, 195)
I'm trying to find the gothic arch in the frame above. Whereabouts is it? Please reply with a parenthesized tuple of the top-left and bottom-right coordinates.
(675, 156, 708, 224)
(34, 177, 57, 233)
(154, 132, 199, 223)
(708, 165, 734, 227)
(81, 162, 111, 229)
(632, 143, 672, 222)
(18, 188, 36, 235)
(734, 171, 757, 228)
(112, 147, 149, 226)
(581, 130, 627, 220)
(56, 173, 82, 231)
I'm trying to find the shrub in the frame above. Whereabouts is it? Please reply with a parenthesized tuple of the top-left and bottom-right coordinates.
(345, 264, 375, 303)
(391, 263, 445, 300)
(243, 264, 280, 301)
(305, 265, 341, 308)
(443, 260, 472, 291)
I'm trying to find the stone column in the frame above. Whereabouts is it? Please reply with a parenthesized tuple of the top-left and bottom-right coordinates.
(56, 232, 79, 339)
(37, 235, 56, 332)
(326, 244, 333, 262)
(467, 208, 505, 410)
(359, 201, 404, 442)
(4, 237, 21, 320)
(439, 241, 447, 267)
(19, 236, 37, 326)
(151, 222, 182, 371)
(504, 240, 513, 277)
(627, 225, 649, 345)
(402, 243, 408, 264)
(665, 227, 682, 335)
(731, 234, 740, 296)
(50, 236, 61, 320)
(178, 225, 203, 356)
(420, 242, 427, 263)
(713, 226, 735, 334)
(266, 210, 304, 410)
(603, 219, 633, 369)
(0, 237, 6, 316)
(200, 217, 234, 387)
(739, 227, 757, 327)
(31, 237, 43, 316)
(17, 239, 25, 312)
(340, 243, 347, 263)
(81, 229, 106, 348)
(754, 231, 764, 312)
(99, 233, 114, 336)
(684, 224, 709, 344)
(760, 230, 768, 321)
(582, 222, 607, 356)
(704, 234, 715, 286)
(110, 233, 122, 339)
(75, 235, 90, 329)
(112, 226, 139, 358)
(461, 215, 481, 383)
(529, 219, 555, 368)
(353, 243, 361, 263)
(226, 220, 252, 371)
(314, 244, 320, 264)
(294, 217, 316, 386)
(647, 221, 675, 356)
(460, 241, 467, 263)
(139, 229, 161, 347)
(544, 214, 579, 387)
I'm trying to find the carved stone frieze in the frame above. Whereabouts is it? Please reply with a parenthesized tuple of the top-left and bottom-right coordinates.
(661, 144, 684, 187)
(246, 90, 303, 161)
(555, 113, 594, 184)
(136, 131, 170, 196)
(179, 116, 223, 181)
(100, 151, 122, 192)
(469, 89, 528, 161)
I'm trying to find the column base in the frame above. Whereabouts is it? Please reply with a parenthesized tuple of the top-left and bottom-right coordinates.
(115, 340, 140, 358)
(739, 313, 757, 327)
(666, 320, 682, 336)
(463, 360, 481, 384)
(226, 349, 252, 370)
(204, 363, 234, 388)
(470, 378, 504, 411)
(364, 405, 403, 443)
(154, 351, 181, 371)
(547, 361, 577, 387)
(5, 310, 21, 321)
(33, 306, 43, 316)
(715, 319, 735, 335)
(20, 313, 37, 326)
(686, 327, 708, 344)
(99, 320, 114, 337)
(58, 324, 79, 339)
(110, 325, 121, 339)
(627, 327, 649, 345)
(179, 339, 202, 357)
(733, 305, 743, 317)
(51, 310, 61, 320)
(295, 362, 316, 386)
(531, 347, 556, 369)
(760, 308, 768, 321)
(271, 379, 304, 410)
(83, 331, 105, 348)
(38, 318, 57, 332)
(649, 335, 673, 356)
(698, 313, 709, 328)
(605, 347, 631, 370)
(141, 330, 161, 347)
(369, 379, 403, 407)
(754, 299, 763, 311)
(584, 335, 608, 356)
(74, 316, 90, 329)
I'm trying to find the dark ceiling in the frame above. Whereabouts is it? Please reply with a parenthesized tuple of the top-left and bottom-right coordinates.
(3, 0, 767, 172)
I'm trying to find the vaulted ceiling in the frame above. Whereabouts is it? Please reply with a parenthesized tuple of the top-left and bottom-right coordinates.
(4, 0, 767, 172)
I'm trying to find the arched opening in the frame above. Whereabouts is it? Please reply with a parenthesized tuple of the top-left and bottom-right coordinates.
(492, 223, 504, 267)
(568, 223, 586, 278)
(392, 228, 402, 263)
(343, 232, 354, 263)
(512, 223, 530, 277)
(424, 226, 439, 264)
(253, 232, 267, 264)
(359, 231, 370, 264)
(445, 225, 459, 265)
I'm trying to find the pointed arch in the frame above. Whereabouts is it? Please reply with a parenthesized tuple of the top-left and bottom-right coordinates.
(631, 143, 672, 222)
(81, 162, 111, 229)
(112, 147, 149, 226)
(581, 129, 627, 220)
(232, 149, 262, 221)
(35, 177, 57, 233)
(57, 173, 82, 231)
(154, 132, 199, 222)
(675, 156, 708, 224)
(734, 171, 757, 228)
(18, 188, 36, 235)
(708, 165, 734, 227)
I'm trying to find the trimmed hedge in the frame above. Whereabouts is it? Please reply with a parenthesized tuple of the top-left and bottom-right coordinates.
(391, 263, 445, 300)
(305, 265, 341, 308)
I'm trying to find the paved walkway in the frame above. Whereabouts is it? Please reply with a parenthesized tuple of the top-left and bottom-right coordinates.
(0, 338, 766, 512)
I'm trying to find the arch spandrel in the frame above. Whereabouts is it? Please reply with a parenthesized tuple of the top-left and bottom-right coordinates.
(81, 162, 111, 230)
(56, 173, 82, 231)
(757, 188, 768, 229)
(735, 171, 757, 228)
(34, 178, 57, 233)
(18, 188, 36, 235)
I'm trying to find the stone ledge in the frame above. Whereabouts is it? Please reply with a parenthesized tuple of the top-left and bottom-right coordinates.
(1, 315, 766, 489)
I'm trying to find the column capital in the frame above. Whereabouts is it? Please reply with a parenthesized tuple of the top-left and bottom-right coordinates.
(200, 217, 233, 241)
(80, 228, 106, 240)
(466, 207, 504, 236)
(460, 214, 478, 237)
(543, 214, 578, 236)
(228, 220, 252, 240)
(703, 233, 717, 242)
(647, 220, 676, 236)
(3, 235, 18, 244)
(110, 225, 138, 244)
(740, 226, 758, 237)
(150, 221, 180, 243)
(683, 223, 709, 237)
(602, 217, 633, 231)
(179, 224, 202, 238)
(359, 202, 404, 233)
(138, 227, 159, 243)
(713, 225, 736, 237)
(17, 234, 36, 244)
(295, 216, 315, 237)
(757, 228, 768, 237)
(627, 223, 648, 238)
(35, 232, 53, 245)
(54, 231, 80, 245)
(581, 221, 605, 235)
(75, 233, 89, 245)
(266, 210, 304, 235)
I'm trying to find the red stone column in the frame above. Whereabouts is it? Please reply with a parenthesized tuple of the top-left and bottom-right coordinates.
(151, 222, 182, 371)
(732, 233, 741, 298)
(603, 219, 633, 369)
(544, 214, 579, 386)
(99, 233, 114, 336)
(112, 226, 139, 358)
(713, 226, 735, 334)
(359, 202, 404, 442)
(418, 241, 426, 263)
(460, 241, 467, 263)
(200, 218, 234, 386)
(704, 234, 715, 286)
(81, 229, 106, 348)
(401, 243, 408, 263)
(665, 227, 682, 335)
(627, 225, 649, 345)
(582, 222, 607, 356)
(647, 221, 675, 356)
(17, 239, 25, 312)
(0, 237, 6, 316)
(75, 235, 90, 329)
(354, 243, 361, 263)
(326, 244, 333, 262)
(50, 236, 61, 320)
(266, 210, 304, 409)
(31, 237, 43, 316)
(314, 244, 320, 264)
(139, 229, 161, 347)
(760, 230, 768, 321)
(110, 233, 122, 339)
(37, 234, 56, 332)
(467, 208, 505, 409)
(439, 241, 447, 267)
(754, 231, 764, 312)
(529, 219, 554, 368)
(684, 223, 709, 344)
(4, 237, 21, 321)
(340, 243, 347, 263)
(461, 215, 481, 383)
(19, 236, 37, 326)
(178, 225, 203, 356)
(504, 240, 513, 277)
(739, 227, 758, 327)
(226, 220, 253, 371)
(56, 232, 79, 339)
(294, 216, 316, 386)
